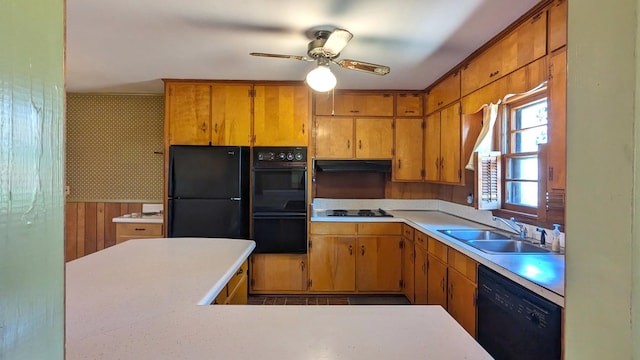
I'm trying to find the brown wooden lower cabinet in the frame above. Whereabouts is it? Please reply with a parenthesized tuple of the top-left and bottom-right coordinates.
(402, 231, 415, 303)
(115, 223, 163, 244)
(250, 254, 308, 293)
(214, 260, 249, 304)
(414, 243, 428, 304)
(426, 254, 447, 308)
(447, 267, 477, 337)
(308, 222, 403, 293)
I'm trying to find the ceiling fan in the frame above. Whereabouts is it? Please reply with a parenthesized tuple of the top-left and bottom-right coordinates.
(250, 27, 390, 92)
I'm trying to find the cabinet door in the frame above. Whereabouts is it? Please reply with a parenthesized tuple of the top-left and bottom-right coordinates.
(426, 71, 460, 113)
(515, 11, 547, 69)
(210, 84, 252, 146)
(250, 254, 307, 292)
(254, 84, 309, 146)
(393, 118, 424, 181)
(165, 82, 212, 145)
(396, 93, 423, 117)
(448, 268, 477, 338)
(439, 102, 462, 184)
(547, 48, 566, 191)
(314, 116, 354, 159)
(402, 238, 415, 303)
(426, 254, 447, 308)
(548, 0, 567, 52)
(461, 43, 503, 96)
(356, 236, 402, 292)
(355, 118, 394, 159)
(308, 236, 356, 291)
(424, 112, 441, 182)
(354, 94, 394, 116)
(414, 244, 428, 304)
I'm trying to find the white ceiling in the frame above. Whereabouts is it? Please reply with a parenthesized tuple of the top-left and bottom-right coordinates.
(66, 0, 540, 94)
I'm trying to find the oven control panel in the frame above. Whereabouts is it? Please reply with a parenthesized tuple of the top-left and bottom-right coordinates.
(254, 147, 307, 165)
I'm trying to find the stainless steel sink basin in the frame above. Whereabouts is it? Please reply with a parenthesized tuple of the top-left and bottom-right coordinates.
(464, 240, 551, 254)
(437, 229, 551, 254)
(437, 229, 512, 241)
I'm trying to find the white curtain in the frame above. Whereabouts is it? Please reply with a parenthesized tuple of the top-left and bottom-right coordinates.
(465, 102, 500, 171)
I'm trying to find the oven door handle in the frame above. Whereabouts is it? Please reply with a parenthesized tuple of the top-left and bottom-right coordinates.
(252, 167, 307, 172)
(252, 212, 307, 219)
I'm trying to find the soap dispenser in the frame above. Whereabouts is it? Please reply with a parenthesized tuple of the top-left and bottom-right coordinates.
(551, 224, 561, 252)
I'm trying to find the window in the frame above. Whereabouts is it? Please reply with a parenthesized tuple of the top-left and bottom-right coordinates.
(502, 93, 548, 214)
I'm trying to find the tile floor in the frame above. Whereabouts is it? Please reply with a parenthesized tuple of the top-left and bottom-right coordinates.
(248, 295, 410, 305)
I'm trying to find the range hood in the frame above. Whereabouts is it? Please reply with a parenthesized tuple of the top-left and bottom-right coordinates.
(314, 160, 392, 173)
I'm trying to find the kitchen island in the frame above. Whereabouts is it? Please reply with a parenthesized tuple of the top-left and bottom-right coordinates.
(66, 237, 491, 359)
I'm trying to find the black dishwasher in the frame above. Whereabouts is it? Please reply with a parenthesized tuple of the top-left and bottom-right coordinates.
(477, 265, 561, 360)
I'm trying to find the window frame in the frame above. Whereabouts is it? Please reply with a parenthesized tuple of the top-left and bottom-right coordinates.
(500, 90, 548, 216)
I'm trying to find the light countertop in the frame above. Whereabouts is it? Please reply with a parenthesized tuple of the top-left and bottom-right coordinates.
(65, 237, 491, 360)
(112, 214, 163, 223)
(311, 202, 565, 307)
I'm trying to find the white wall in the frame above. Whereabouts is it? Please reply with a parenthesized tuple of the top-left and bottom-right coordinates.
(0, 1, 65, 359)
(565, 0, 639, 358)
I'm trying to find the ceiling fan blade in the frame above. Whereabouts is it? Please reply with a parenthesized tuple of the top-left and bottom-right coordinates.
(337, 59, 391, 75)
(322, 29, 353, 57)
(250, 52, 314, 62)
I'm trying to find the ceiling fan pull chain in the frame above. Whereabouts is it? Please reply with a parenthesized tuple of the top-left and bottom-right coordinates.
(331, 87, 335, 116)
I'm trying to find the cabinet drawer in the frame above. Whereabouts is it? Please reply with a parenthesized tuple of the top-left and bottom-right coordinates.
(310, 222, 357, 235)
(396, 93, 424, 116)
(116, 223, 163, 236)
(402, 224, 415, 240)
(427, 237, 448, 263)
(415, 231, 428, 249)
(448, 249, 477, 283)
(357, 222, 401, 235)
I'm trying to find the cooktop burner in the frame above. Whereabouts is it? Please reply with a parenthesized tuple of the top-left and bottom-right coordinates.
(326, 209, 393, 217)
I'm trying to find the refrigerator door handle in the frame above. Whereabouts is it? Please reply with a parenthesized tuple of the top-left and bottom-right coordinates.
(230, 197, 242, 201)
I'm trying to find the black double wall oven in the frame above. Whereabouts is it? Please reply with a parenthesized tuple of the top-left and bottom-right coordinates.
(251, 147, 307, 254)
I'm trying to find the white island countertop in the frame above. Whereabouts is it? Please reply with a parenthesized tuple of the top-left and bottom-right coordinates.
(66, 237, 491, 359)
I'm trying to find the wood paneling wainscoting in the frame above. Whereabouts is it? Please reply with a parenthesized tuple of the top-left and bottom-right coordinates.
(65, 202, 142, 262)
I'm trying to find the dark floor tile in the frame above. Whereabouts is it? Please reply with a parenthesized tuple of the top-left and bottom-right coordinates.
(247, 296, 266, 305)
(327, 297, 350, 305)
(284, 297, 308, 305)
(274, 297, 286, 305)
(315, 297, 328, 305)
(263, 297, 276, 305)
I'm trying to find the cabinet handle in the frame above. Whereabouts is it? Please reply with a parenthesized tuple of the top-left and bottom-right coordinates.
(235, 268, 244, 276)
(350, 110, 360, 113)
(440, 278, 445, 292)
(300, 260, 305, 271)
(405, 110, 415, 114)
(301, 124, 305, 134)
(435, 158, 439, 169)
(349, 245, 353, 255)
(440, 157, 444, 169)
(347, 140, 351, 149)
(449, 283, 454, 299)
(398, 159, 402, 169)
(134, 228, 146, 231)
(214, 123, 218, 133)
(358, 139, 362, 149)
(437, 101, 443, 106)
(361, 245, 365, 256)
(201, 122, 207, 132)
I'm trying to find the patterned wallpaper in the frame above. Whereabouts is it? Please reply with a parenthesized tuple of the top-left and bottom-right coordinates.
(66, 94, 164, 202)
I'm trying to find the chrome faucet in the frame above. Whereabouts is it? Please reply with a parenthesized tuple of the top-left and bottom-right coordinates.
(493, 216, 528, 239)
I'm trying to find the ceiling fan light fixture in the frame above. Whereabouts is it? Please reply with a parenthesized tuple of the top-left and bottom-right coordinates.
(306, 64, 337, 92)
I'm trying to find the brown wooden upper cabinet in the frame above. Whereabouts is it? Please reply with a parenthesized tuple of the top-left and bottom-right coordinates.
(165, 80, 252, 146)
(393, 118, 424, 182)
(396, 93, 424, 117)
(424, 102, 463, 184)
(165, 81, 214, 146)
(461, 11, 547, 96)
(315, 92, 394, 116)
(426, 71, 461, 114)
(547, 0, 568, 52)
(253, 84, 310, 146)
(314, 116, 394, 159)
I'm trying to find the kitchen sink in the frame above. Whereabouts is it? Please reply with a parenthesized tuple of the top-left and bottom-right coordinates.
(437, 229, 551, 254)
(464, 240, 551, 254)
(437, 229, 512, 241)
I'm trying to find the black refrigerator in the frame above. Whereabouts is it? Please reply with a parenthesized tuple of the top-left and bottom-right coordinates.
(167, 145, 250, 239)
